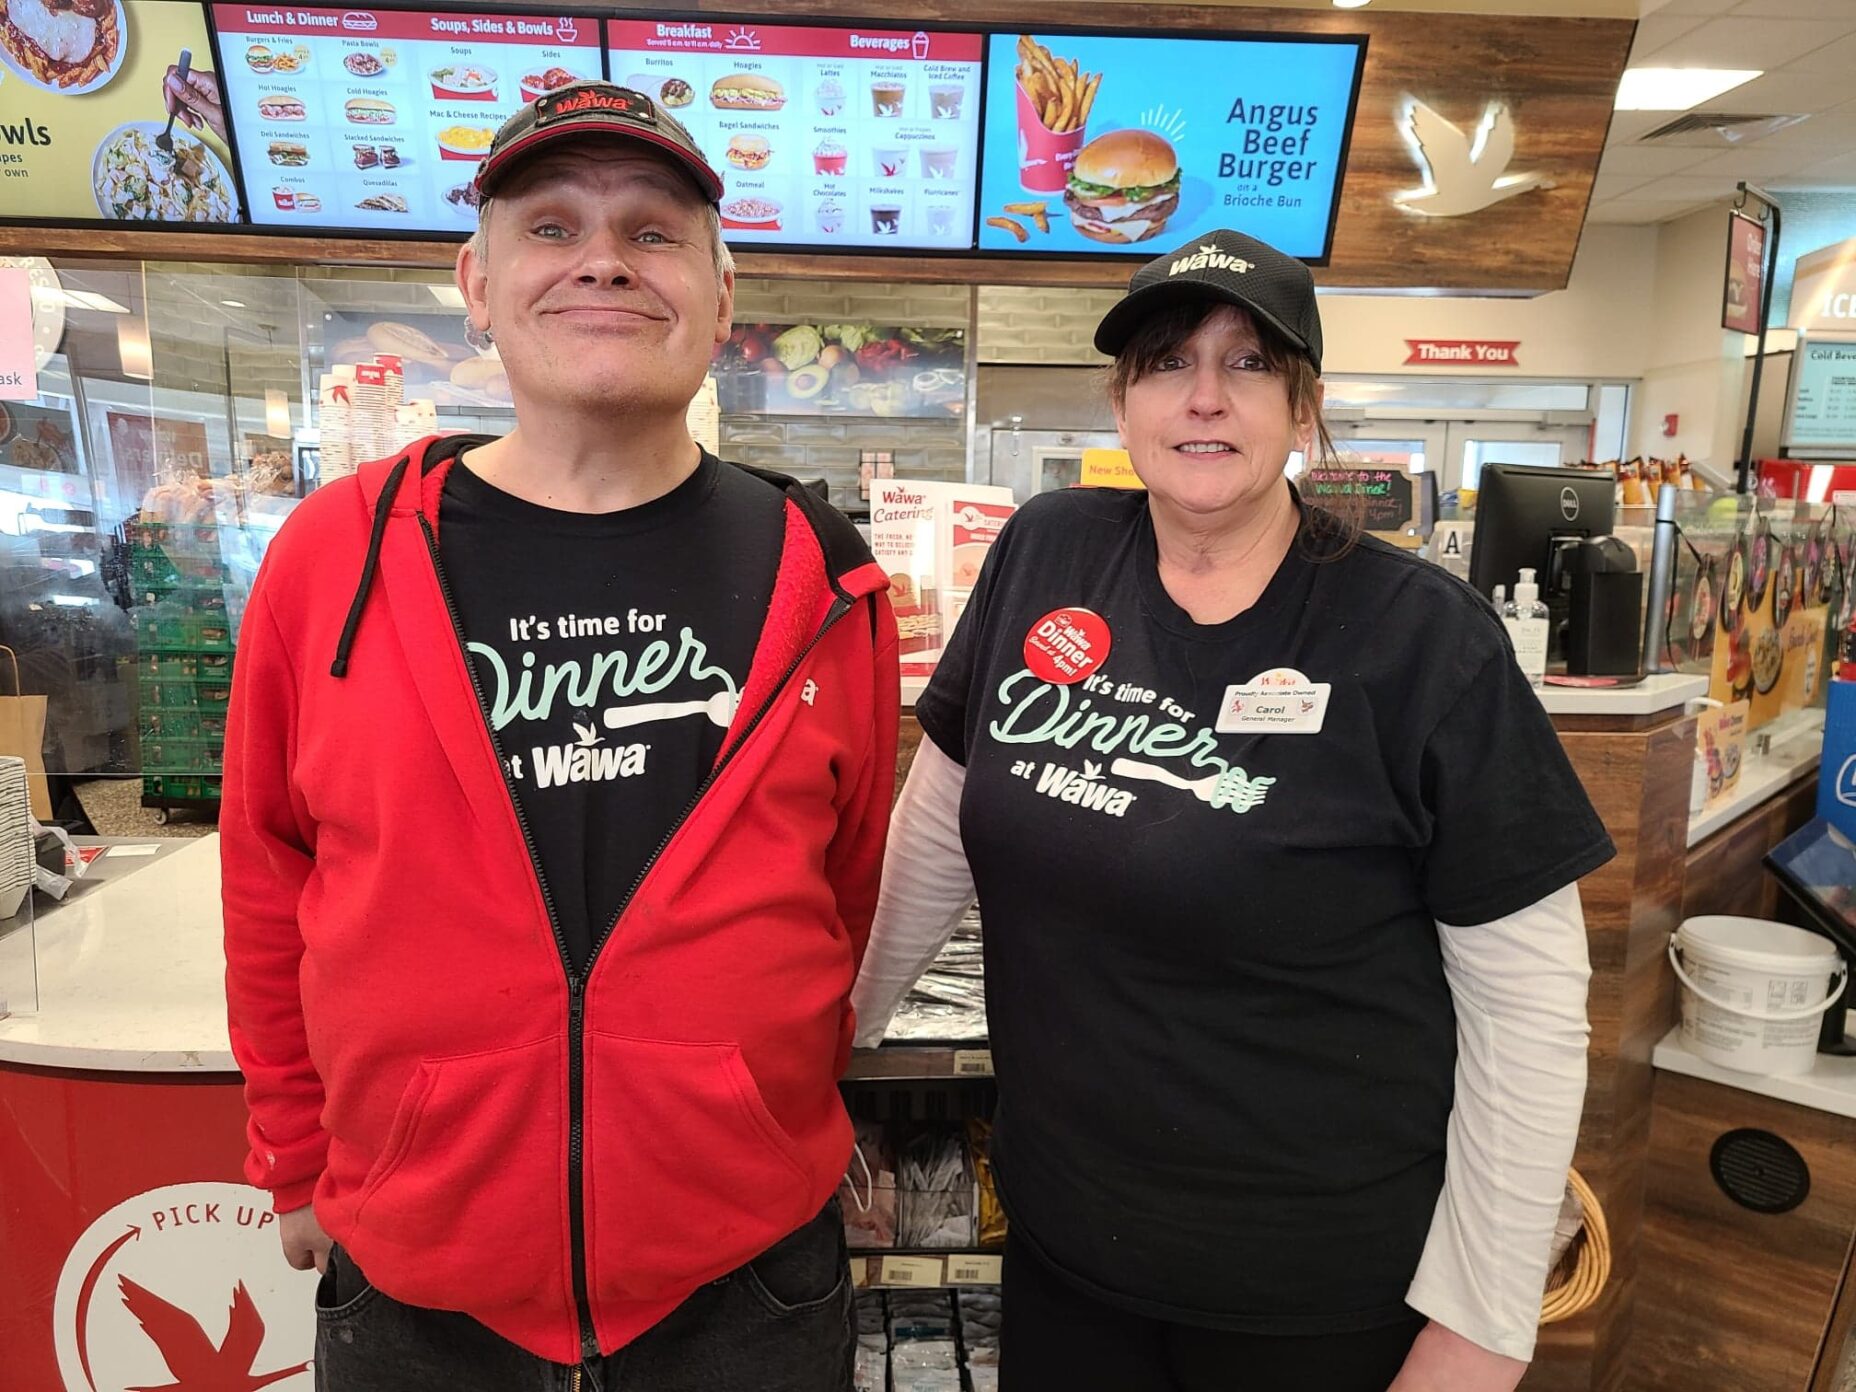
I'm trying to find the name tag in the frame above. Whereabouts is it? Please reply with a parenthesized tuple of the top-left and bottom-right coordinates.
(1216, 682, 1330, 735)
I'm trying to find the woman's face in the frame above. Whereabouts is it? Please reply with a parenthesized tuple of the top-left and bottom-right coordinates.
(1113, 305, 1316, 522)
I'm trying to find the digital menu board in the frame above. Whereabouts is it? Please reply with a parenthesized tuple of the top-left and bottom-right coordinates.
(976, 30, 1365, 259)
(0, 0, 239, 223)
(212, 4, 601, 231)
(606, 18, 983, 252)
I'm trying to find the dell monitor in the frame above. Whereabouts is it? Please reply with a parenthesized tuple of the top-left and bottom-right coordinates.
(1469, 464, 1618, 605)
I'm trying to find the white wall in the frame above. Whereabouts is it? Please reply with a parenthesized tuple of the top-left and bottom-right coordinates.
(1318, 224, 1658, 380)
(1628, 204, 1748, 470)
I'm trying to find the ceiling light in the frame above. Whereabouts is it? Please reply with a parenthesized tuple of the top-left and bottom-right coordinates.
(1615, 67, 1761, 112)
(427, 285, 467, 308)
(222, 298, 246, 308)
(1333, 0, 1371, 7)
(116, 320, 152, 379)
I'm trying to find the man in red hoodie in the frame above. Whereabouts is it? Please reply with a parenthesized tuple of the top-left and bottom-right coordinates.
(223, 81, 897, 1391)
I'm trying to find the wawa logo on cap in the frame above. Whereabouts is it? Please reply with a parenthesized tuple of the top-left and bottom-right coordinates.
(538, 87, 656, 125)
(1170, 244, 1253, 277)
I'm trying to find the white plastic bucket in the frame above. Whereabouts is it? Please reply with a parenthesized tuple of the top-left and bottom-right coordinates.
(1669, 916, 1848, 1076)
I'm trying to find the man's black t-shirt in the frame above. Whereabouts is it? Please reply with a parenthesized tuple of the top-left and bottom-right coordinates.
(431, 435, 785, 971)
(915, 486, 1614, 1332)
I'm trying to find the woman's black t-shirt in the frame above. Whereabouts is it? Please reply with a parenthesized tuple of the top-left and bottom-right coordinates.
(914, 486, 1614, 1333)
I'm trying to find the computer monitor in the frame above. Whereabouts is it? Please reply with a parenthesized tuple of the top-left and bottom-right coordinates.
(1468, 464, 1618, 603)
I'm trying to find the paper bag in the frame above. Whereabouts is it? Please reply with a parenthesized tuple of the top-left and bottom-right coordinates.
(0, 648, 51, 821)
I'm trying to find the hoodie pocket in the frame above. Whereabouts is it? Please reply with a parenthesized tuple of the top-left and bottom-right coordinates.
(583, 1033, 817, 1305)
(352, 1035, 565, 1310)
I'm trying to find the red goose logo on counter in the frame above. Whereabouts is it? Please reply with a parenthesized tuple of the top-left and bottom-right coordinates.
(56, 1183, 317, 1392)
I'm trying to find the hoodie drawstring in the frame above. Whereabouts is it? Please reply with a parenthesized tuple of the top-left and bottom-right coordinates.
(330, 454, 412, 678)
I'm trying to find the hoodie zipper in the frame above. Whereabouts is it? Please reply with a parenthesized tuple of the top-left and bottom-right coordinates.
(418, 509, 857, 1363)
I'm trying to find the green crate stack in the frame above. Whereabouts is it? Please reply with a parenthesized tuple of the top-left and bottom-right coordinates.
(133, 522, 237, 808)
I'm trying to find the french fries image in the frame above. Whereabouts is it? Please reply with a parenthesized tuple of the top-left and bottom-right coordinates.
(1004, 200, 1050, 234)
(1016, 35, 1099, 135)
(986, 216, 1030, 244)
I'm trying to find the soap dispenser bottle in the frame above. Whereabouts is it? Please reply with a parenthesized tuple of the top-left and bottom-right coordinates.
(1503, 568, 1550, 687)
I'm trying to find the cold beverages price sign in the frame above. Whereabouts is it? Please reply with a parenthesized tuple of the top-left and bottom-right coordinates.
(975, 31, 1364, 258)
(214, 5, 601, 231)
(607, 20, 983, 252)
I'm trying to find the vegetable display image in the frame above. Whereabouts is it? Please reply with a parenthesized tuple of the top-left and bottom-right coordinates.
(712, 322, 966, 418)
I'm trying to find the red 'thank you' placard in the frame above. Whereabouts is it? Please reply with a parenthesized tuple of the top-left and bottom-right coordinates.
(1404, 339, 1520, 367)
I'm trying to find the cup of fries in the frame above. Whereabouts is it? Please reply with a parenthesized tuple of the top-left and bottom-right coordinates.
(1013, 34, 1101, 192)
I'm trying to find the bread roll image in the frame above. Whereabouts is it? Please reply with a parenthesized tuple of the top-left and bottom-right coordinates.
(450, 354, 506, 388)
(366, 321, 449, 366)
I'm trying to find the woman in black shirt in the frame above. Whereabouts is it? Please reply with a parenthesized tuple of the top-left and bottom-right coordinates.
(853, 229, 1613, 1392)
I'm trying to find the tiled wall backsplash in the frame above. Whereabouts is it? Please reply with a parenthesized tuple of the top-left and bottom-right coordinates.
(975, 286, 1120, 366)
(718, 416, 965, 511)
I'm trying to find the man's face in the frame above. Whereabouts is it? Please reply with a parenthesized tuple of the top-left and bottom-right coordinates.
(456, 140, 732, 420)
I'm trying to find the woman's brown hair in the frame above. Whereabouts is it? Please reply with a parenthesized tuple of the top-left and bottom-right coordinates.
(1103, 299, 1362, 553)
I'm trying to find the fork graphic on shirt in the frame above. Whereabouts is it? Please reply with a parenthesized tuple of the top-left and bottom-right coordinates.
(601, 692, 740, 732)
(1109, 758, 1275, 813)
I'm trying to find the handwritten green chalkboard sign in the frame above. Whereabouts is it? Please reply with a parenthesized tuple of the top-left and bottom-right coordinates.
(1302, 466, 1417, 537)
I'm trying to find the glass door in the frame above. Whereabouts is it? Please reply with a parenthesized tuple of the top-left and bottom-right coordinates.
(1444, 421, 1594, 495)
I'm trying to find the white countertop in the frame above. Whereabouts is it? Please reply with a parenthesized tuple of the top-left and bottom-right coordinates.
(1534, 672, 1709, 716)
(0, 836, 235, 1073)
(1686, 708, 1824, 849)
(1655, 1018, 1856, 1121)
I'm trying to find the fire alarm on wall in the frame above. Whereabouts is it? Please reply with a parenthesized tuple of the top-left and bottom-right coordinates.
(1662, 414, 1680, 437)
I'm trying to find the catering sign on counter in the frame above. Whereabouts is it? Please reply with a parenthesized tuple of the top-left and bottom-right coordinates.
(976, 29, 1364, 258)
(873, 479, 1014, 678)
(607, 19, 983, 252)
(0, 0, 238, 223)
(212, 4, 601, 231)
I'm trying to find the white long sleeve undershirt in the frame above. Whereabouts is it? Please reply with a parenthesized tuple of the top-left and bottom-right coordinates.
(850, 737, 1592, 1363)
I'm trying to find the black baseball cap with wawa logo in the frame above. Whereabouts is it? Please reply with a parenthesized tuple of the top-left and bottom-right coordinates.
(474, 80, 724, 204)
(1093, 228, 1324, 372)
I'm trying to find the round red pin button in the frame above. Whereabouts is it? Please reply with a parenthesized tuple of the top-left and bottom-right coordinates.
(1025, 608, 1111, 685)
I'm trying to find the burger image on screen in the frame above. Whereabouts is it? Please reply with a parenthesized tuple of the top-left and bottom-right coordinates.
(710, 73, 784, 110)
(1064, 129, 1182, 245)
(726, 134, 771, 171)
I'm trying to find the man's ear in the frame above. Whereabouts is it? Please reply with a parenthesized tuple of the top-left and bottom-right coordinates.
(457, 233, 490, 336)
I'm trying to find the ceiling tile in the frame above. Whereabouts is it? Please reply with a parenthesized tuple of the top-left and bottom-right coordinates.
(1648, 17, 1855, 68)
(1598, 144, 1718, 176)
(1619, 174, 1749, 200)
(1656, 0, 1739, 13)
(1731, 110, 1856, 148)
(1607, 110, 1687, 143)
(1729, 0, 1856, 18)
(1590, 173, 1657, 199)
(1777, 31, 1856, 74)
(1787, 151, 1856, 181)
(1630, 12, 1708, 58)
(1585, 199, 1720, 224)
(1697, 72, 1848, 115)
(1678, 146, 1842, 179)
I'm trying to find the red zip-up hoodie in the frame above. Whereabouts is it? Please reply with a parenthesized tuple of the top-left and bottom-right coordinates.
(222, 438, 898, 1363)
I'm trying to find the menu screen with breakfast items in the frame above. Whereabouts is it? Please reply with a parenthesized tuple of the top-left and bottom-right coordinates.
(0, 0, 239, 223)
(976, 31, 1365, 259)
(606, 19, 983, 251)
(212, 4, 600, 231)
